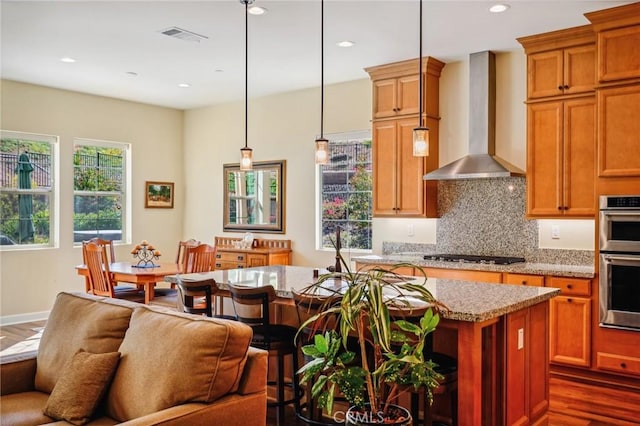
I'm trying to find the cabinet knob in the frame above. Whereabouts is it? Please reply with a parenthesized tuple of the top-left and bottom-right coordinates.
(567, 284, 573, 289)
(558, 85, 563, 91)
(216, 254, 221, 258)
(215, 263, 221, 268)
(567, 298, 573, 303)
(521, 280, 527, 285)
(564, 85, 569, 89)
(557, 206, 563, 210)
(621, 362, 627, 369)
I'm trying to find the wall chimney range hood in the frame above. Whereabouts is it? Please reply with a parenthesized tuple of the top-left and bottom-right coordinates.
(424, 51, 525, 180)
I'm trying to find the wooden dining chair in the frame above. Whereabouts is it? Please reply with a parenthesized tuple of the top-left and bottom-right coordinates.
(228, 284, 302, 426)
(81, 237, 117, 292)
(184, 243, 217, 273)
(83, 241, 143, 301)
(176, 277, 218, 317)
(168, 239, 201, 289)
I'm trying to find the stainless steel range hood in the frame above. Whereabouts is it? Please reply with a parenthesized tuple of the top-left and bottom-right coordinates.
(424, 51, 525, 180)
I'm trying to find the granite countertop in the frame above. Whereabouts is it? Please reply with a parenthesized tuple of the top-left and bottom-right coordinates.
(165, 265, 560, 323)
(353, 254, 595, 279)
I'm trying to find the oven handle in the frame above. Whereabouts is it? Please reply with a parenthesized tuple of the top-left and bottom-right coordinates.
(601, 254, 640, 262)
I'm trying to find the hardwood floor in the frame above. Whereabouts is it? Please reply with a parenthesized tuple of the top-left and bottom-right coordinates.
(2, 319, 639, 425)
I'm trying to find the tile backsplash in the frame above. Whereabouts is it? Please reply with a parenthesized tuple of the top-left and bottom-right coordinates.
(383, 177, 593, 266)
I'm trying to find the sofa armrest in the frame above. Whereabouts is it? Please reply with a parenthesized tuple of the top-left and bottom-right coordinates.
(237, 346, 268, 395)
(0, 350, 37, 396)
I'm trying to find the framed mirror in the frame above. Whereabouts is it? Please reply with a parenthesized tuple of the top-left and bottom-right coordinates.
(223, 160, 286, 233)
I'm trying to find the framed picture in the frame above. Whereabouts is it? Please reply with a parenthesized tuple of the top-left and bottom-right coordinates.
(145, 181, 174, 208)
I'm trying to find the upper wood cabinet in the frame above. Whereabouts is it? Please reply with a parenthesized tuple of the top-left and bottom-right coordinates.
(366, 57, 445, 218)
(586, 3, 640, 178)
(518, 26, 596, 100)
(586, 3, 640, 82)
(519, 26, 597, 218)
(371, 75, 420, 119)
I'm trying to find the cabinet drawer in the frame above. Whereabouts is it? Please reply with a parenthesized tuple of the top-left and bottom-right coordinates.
(547, 276, 591, 296)
(597, 352, 640, 377)
(597, 26, 640, 82)
(504, 273, 545, 286)
(216, 252, 246, 262)
(422, 268, 503, 283)
(215, 261, 246, 270)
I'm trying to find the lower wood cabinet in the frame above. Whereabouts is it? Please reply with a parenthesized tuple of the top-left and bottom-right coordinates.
(214, 237, 292, 270)
(504, 273, 545, 286)
(547, 276, 592, 367)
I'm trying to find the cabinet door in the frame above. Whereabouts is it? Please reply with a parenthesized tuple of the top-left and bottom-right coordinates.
(528, 50, 563, 98)
(597, 85, 640, 177)
(563, 97, 596, 216)
(372, 79, 398, 119)
(549, 296, 591, 367)
(396, 119, 426, 216)
(527, 101, 563, 216)
(563, 45, 596, 95)
(247, 254, 267, 268)
(597, 26, 640, 82)
(396, 75, 420, 116)
(373, 121, 398, 215)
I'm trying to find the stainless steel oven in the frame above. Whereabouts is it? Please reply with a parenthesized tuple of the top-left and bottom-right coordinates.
(599, 195, 640, 331)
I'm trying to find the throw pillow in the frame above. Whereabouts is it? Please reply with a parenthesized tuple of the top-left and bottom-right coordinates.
(43, 349, 120, 425)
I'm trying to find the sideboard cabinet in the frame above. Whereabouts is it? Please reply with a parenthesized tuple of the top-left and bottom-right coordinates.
(213, 236, 292, 270)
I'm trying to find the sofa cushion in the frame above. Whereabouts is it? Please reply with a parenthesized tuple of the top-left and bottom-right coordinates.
(0, 391, 52, 426)
(43, 350, 120, 425)
(106, 306, 253, 422)
(35, 292, 135, 393)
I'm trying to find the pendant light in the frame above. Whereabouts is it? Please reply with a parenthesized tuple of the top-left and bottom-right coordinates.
(314, 0, 329, 165)
(413, 0, 429, 157)
(240, 0, 254, 171)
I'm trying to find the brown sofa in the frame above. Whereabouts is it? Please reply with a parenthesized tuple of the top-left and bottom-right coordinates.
(0, 292, 268, 425)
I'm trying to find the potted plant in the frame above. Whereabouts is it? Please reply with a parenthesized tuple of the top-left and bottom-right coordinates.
(296, 255, 447, 425)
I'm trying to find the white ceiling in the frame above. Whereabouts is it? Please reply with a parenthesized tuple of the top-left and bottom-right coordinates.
(1, 0, 633, 110)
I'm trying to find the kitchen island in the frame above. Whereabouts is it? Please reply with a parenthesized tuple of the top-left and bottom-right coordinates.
(165, 265, 560, 425)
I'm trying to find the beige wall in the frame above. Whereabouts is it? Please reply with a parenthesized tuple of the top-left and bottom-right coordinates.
(1, 49, 595, 320)
(0, 80, 184, 321)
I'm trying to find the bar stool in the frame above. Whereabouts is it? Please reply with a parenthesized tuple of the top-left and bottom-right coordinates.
(228, 284, 301, 426)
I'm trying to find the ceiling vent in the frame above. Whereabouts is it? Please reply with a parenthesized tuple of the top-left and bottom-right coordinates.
(159, 27, 208, 43)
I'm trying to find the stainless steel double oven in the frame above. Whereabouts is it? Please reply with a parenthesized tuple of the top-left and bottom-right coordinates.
(599, 195, 640, 331)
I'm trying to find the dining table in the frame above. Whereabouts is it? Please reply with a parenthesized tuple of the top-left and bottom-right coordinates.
(76, 261, 182, 304)
(164, 265, 560, 425)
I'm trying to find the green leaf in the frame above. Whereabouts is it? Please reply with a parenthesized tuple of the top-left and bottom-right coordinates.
(314, 333, 329, 353)
(312, 375, 328, 397)
(394, 319, 421, 335)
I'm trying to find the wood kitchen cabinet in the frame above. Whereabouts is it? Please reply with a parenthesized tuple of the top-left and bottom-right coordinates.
(526, 97, 596, 217)
(519, 26, 597, 218)
(518, 25, 595, 99)
(586, 3, 640, 178)
(504, 273, 545, 286)
(371, 75, 420, 119)
(547, 276, 592, 367)
(366, 57, 444, 218)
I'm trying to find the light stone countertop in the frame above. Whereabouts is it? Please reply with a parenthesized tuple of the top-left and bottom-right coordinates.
(165, 265, 560, 323)
(352, 255, 595, 279)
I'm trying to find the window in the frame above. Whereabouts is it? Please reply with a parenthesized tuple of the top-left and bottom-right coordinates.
(73, 139, 130, 244)
(0, 130, 58, 248)
(318, 131, 372, 251)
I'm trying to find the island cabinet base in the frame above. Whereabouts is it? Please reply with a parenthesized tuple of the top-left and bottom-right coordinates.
(438, 301, 550, 425)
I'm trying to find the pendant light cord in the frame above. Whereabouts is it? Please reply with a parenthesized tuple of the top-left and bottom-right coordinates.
(244, 0, 249, 149)
(320, 0, 324, 139)
(419, 0, 423, 128)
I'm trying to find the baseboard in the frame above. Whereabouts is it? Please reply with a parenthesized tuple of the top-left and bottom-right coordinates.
(0, 310, 50, 326)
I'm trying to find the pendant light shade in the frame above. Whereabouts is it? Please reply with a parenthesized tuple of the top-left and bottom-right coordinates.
(413, 0, 430, 157)
(314, 0, 329, 165)
(240, 0, 254, 170)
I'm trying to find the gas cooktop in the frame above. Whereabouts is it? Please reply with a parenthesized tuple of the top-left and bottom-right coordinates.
(423, 254, 526, 265)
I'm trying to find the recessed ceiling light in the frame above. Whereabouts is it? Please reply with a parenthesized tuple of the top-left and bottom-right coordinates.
(489, 4, 510, 13)
(125, 71, 138, 77)
(60, 57, 76, 63)
(178, 83, 191, 88)
(248, 6, 267, 15)
(337, 40, 355, 48)
(215, 69, 224, 73)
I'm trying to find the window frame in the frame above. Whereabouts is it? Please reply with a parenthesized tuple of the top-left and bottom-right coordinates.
(72, 138, 132, 247)
(316, 130, 373, 253)
(0, 130, 59, 251)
